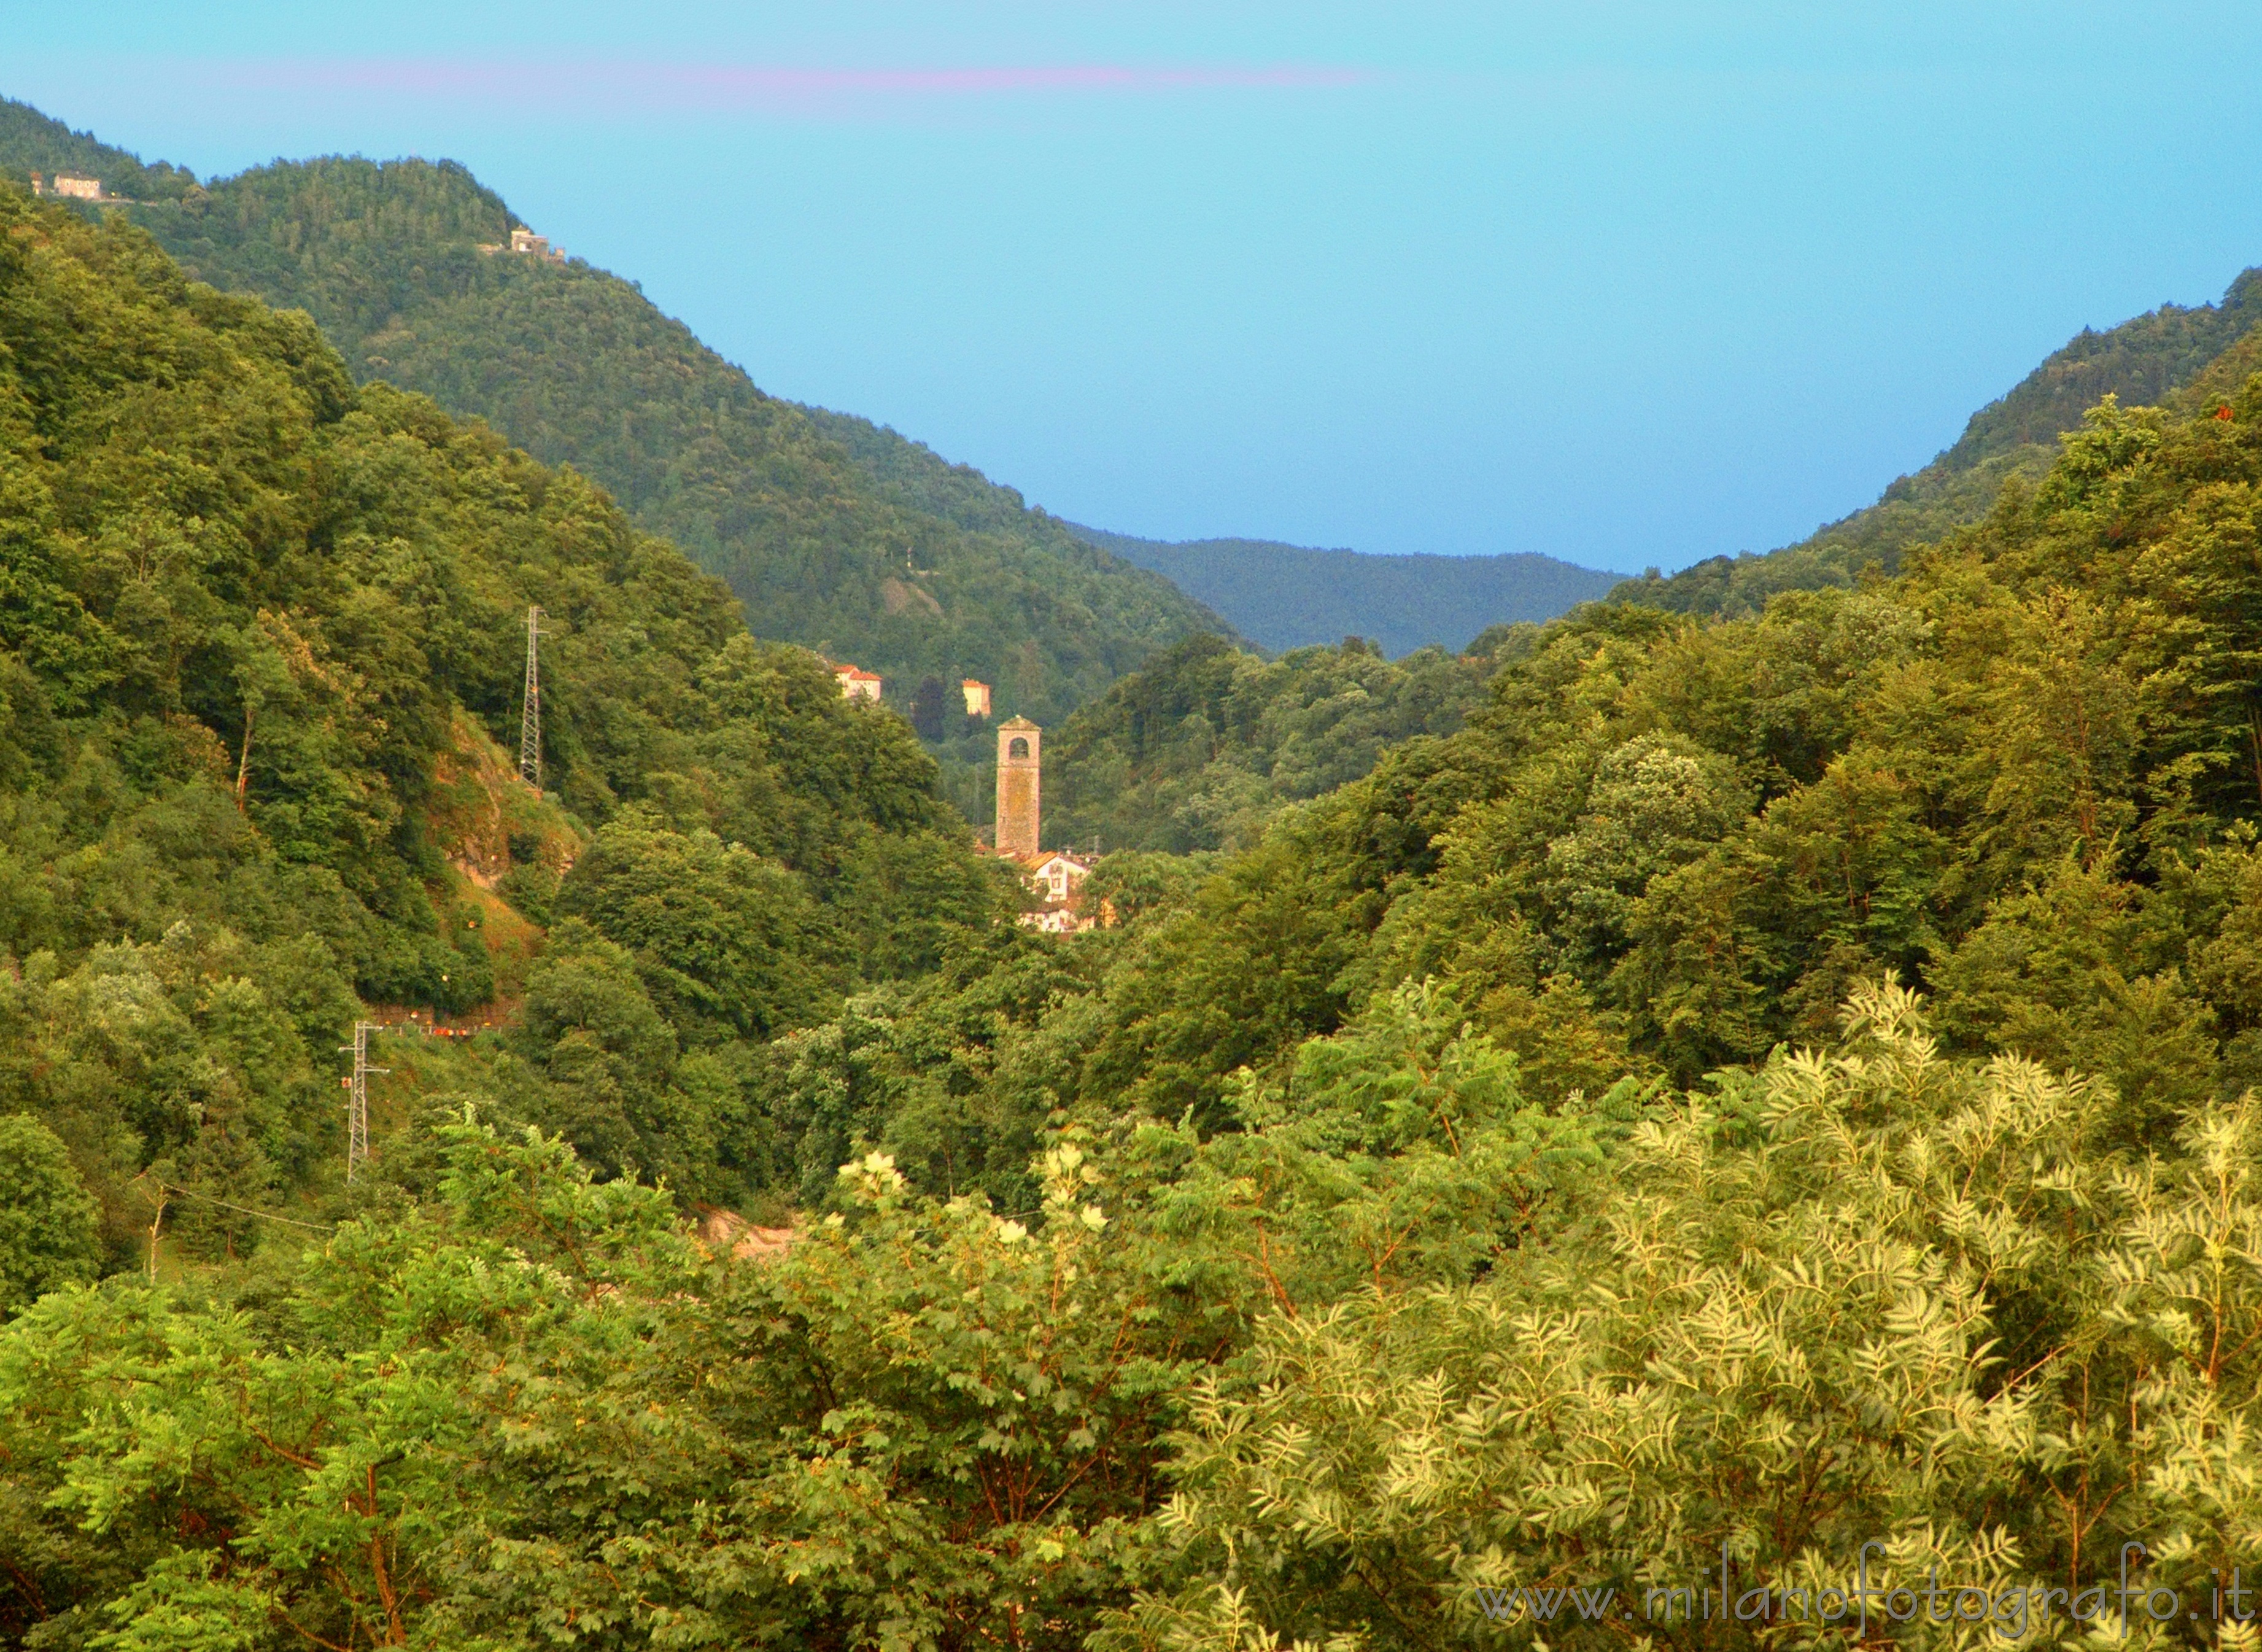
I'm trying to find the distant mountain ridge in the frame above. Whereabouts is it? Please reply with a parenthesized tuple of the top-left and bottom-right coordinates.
(1064, 525, 1617, 657)
(0, 97, 1231, 731)
(1613, 268, 2262, 615)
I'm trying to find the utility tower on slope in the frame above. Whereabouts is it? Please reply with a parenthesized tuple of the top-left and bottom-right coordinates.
(519, 605, 544, 789)
(339, 1021, 389, 1185)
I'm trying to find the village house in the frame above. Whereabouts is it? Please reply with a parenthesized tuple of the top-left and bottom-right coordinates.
(834, 664, 883, 702)
(961, 678, 992, 718)
(1027, 850, 1090, 905)
(48, 173, 103, 201)
(500, 227, 566, 262)
(1015, 850, 1112, 933)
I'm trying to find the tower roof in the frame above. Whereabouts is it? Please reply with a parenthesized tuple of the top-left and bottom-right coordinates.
(998, 715, 1039, 731)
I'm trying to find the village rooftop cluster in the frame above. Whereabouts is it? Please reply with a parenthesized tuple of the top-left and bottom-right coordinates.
(829, 661, 1106, 933)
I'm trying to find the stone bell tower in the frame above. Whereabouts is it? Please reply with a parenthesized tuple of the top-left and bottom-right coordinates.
(995, 716, 1040, 855)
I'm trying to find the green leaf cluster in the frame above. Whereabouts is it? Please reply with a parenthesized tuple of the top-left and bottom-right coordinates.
(0, 981, 1595, 1650)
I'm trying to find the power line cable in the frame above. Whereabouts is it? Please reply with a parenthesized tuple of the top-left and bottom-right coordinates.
(151, 1182, 338, 1233)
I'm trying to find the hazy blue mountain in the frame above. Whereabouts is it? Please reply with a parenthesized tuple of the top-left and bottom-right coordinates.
(1065, 526, 1617, 657)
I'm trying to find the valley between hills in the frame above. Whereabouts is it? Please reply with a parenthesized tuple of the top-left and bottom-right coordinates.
(11, 91, 2262, 1652)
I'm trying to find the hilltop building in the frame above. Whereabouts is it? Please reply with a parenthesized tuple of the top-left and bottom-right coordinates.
(48, 173, 101, 201)
(994, 716, 1040, 855)
(961, 679, 992, 718)
(834, 664, 883, 702)
(506, 228, 565, 262)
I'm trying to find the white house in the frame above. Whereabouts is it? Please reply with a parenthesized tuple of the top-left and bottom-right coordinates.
(1013, 850, 1112, 933)
(1024, 851, 1090, 904)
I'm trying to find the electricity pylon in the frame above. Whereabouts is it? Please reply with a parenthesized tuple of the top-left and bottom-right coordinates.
(519, 604, 546, 789)
(339, 1022, 389, 1185)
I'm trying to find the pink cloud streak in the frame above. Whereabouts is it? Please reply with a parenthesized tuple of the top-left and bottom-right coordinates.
(203, 58, 1374, 112)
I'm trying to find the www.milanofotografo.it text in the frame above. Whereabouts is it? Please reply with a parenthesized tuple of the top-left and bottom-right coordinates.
(1474, 1543, 2262, 1639)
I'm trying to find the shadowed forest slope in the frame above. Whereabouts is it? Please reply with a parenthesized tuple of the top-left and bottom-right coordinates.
(0, 174, 1012, 1260)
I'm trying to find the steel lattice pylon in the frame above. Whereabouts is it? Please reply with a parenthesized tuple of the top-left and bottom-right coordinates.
(339, 1022, 389, 1185)
(519, 604, 544, 789)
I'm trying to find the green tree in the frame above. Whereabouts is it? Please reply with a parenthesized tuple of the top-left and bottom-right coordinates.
(0, 1114, 96, 1314)
(1098, 982, 2228, 1652)
(556, 813, 840, 1044)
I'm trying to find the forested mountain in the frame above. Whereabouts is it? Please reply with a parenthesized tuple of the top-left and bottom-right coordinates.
(0, 99, 1229, 729)
(1614, 265, 2262, 613)
(1069, 520, 1615, 654)
(0, 99, 198, 204)
(27, 92, 2262, 1652)
(1045, 630, 1514, 852)
(0, 176, 1012, 1254)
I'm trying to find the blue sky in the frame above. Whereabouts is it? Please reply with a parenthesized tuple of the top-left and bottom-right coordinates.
(11, 2, 2262, 574)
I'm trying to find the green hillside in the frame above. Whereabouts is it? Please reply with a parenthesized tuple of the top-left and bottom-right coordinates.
(1613, 265, 2262, 613)
(1067, 521, 1616, 654)
(20, 209, 2262, 1643)
(0, 99, 198, 204)
(0, 99, 1228, 731)
(1045, 630, 1511, 852)
(22, 119, 2262, 1652)
(0, 174, 1009, 1246)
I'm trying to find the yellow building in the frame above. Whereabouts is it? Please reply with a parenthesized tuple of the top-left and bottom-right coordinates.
(961, 679, 992, 718)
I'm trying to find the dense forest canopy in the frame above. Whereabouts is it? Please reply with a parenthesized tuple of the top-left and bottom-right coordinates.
(0, 99, 1230, 745)
(1044, 630, 1516, 853)
(0, 176, 1010, 1268)
(23, 95, 2262, 1652)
